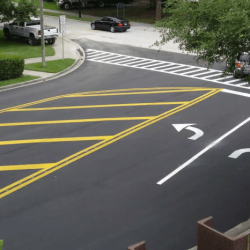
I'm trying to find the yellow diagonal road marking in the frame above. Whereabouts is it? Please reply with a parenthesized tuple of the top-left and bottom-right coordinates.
(67, 89, 212, 97)
(0, 136, 113, 145)
(0, 164, 55, 171)
(0, 88, 222, 199)
(9, 102, 187, 112)
(0, 117, 153, 127)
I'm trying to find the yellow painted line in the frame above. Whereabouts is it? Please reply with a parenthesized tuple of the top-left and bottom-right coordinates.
(0, 88, 222, 199)
(0, 87, 214, 114)
(0, 136, 113, 145)
(67, 89, 213, 97)
(0, 164, 55, 171)
(0, 117, 153, 127)
(10, 102, 188, 111)
(69, 87, 216, 96)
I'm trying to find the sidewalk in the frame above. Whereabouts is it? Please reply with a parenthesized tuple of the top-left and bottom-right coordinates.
(23, 35, 80, 78)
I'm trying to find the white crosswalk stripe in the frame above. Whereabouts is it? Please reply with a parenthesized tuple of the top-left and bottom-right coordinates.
(86, 49, 250, 89)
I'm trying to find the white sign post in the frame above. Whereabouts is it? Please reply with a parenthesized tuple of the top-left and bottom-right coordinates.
(59, 15, 66, 60)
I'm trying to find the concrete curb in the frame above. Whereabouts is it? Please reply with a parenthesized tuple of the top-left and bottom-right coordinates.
(187, 217, 250, 250)
(0, 38, 85, 92)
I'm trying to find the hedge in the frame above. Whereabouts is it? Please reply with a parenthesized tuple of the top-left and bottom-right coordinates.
(0, 54, 24, 81)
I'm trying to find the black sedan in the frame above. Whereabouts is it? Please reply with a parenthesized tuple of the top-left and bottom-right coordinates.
(91, 16, 130, 33)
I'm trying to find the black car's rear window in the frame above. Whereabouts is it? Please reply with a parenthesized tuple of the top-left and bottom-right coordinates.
(26, 20, 41, 26)
(238, 53, 250, 61)
(114, 16, 126, 21)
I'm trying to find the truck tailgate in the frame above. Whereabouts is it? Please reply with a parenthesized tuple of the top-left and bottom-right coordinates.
(44, 26, 58, 36)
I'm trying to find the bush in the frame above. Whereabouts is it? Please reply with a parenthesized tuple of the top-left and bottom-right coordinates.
(0, 54, 24, 81)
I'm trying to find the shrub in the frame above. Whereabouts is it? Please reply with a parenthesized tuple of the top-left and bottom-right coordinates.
(0, 54, 24, 81)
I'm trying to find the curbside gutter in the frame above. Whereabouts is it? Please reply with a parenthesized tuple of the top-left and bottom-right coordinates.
(0, 38, 85, 92)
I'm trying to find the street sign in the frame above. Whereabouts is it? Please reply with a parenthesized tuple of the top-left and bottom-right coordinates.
(117, 3, 125, 17)
(59, 15, 66, 33)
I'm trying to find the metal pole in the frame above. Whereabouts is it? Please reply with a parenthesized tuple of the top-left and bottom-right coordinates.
(79, 0, 81, 18)
(156, 0, 161, 21)
(39, 0, 46, 67)
(62, 32, 64, 60)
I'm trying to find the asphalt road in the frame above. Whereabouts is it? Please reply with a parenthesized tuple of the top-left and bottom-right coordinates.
(1, 41, 250, 250)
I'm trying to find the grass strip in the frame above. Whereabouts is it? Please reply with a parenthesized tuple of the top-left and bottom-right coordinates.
(24, 58, 75, 73)
(43, 11, 96, 22)
(0, 30, 55, 59)
(0, 75, 40, 87)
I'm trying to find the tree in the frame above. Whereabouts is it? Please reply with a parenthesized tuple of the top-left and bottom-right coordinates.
(0, 0, 38, 23)
(154, 0, 250, 75)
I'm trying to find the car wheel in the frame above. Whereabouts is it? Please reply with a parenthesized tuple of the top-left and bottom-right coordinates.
(123, 29, 127, 32)
(91, 23, 96, 30)
(98, 0, 105, 7)
(29, 35, 38, 46)
(3, 29, 11, 40)
(110, 26, 115, 33)
(63, 2, 71, 10)
(47, 38, 56, 45)
(233, 70, 241, 78)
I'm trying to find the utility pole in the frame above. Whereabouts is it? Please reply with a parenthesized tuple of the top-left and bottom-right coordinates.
(156, 0, 161, 21)
(39, 0, 46, 67)
(79, 0, 81, 18)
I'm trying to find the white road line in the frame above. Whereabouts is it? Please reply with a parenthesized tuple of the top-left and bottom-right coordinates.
(163, 65, 187, 71)
(213, 75, 234, 81)
(132, 60, 157, 67)
(201, 73, 222, 79)
(157, 117, 250, 185)
(87, 52, 108, 58)
(235, 82, 248, 86)
(107, 57, 139, 64)
(171, 67, 193, 73)
(180, 68, 206, 75)
(87, 49, 250, 89)
(226, 78, 242, 83)
(141, 62, 166, 69)
(151, 63, 175, 70)
(101, 55, 128, 63)
(191, 71, 218, 77)
(222, 89, 250, 97)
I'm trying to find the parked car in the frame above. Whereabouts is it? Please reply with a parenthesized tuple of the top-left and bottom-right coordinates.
(226, 52, 250, 77)
(57, 0, 130, 9)
(3, 18, 58, 46)
(91, 16, 130, 33)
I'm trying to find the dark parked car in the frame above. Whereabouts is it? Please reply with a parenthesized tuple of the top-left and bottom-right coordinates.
(226, 52, 250, 77)
(91, 16, 130, 33)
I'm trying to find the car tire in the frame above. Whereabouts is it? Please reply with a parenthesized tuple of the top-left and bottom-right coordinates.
(110, 26, 115, 33)
(91, 23, 96, 30)
(47, 38, 56, 45)
(233, 70, 241, 78)
(63, 2, 71, 10)
(123, 29, 127, 32)
(98, 0, 105, 7)
(3, 29, 11, 40)
(29, 34, 38, 46)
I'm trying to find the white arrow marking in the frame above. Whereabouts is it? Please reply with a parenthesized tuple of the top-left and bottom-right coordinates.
(228, 149, 250, 159)
(172, 123, 204, 140)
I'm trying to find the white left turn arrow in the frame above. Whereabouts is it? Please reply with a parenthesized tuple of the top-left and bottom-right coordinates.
(172, 123, 204, 140)
(228, 148, 250, 159)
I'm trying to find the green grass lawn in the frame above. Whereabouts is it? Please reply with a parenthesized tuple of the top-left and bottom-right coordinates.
(0, 30, 55, 59)
(0, 75, 40, 87)
(43, 11, 95, 22)
(24, 58, 75, 73)
(42, 1, 165, 24)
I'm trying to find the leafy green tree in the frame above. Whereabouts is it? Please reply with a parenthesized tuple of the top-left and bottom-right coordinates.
(154, 0, 250, 75)
(0, 0, 38, 23)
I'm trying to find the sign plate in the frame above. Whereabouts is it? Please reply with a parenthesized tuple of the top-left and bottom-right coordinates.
(59, 15, 66, 33)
